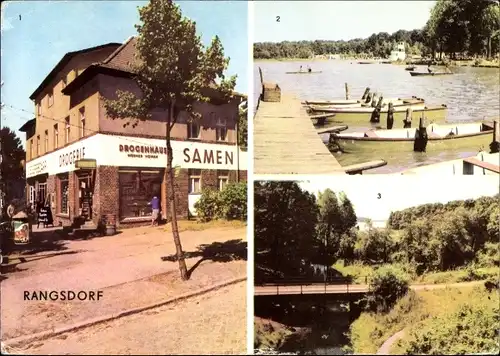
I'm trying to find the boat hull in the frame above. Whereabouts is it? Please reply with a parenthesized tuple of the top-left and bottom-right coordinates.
(409, 71, 453, 76)
(286, 71, 323, 74)
(309, 99, 425, 110)
(312, 107, 447, 129)
(329, 126, 493, 167)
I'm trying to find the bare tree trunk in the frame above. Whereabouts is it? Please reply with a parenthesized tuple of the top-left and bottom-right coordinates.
(487, 36, 492, 59)
(166, 102, 189, 280)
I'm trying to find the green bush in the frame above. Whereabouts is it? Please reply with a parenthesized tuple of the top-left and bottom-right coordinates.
(194, 182, 247, 222)
(219, 182, 247, 220)
(367, 265, 410, 312)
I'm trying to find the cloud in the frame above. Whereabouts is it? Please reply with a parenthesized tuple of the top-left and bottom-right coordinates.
(0, 2, 14, 34)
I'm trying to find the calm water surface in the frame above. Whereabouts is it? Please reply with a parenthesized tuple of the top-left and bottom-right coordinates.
(254, 61, 500, 173)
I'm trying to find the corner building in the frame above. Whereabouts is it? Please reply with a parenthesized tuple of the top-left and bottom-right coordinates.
(21, 37, 247, 227)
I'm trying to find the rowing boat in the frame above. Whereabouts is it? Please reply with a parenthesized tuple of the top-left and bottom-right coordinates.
(302, 96, 422, 106)
(307, 98, 425, 110)
(405, 66, 416, 71)
(310, 105, 448, 129)
(328, 122, 495, 157)
(285, 71, 323, 74)
(409, 71, 453, 76)
(358, 61, 376, 64)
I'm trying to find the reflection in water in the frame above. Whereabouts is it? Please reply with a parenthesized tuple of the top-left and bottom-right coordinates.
(254, 61, 500, 173)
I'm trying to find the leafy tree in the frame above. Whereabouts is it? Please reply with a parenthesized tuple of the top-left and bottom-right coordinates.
(103, 0, 236, 280)
(0, 127, 26, 216)
(238, 102, 248, 150)
(367, 265, 409, 312)
(355, 227, 394, 264)
(254, 181, 318, 280)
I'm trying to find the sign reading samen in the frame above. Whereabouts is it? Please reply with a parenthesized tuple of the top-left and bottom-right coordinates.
(75, 159, 97, 169)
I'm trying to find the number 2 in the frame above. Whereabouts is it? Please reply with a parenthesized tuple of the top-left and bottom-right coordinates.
(276, 16, 280, 22)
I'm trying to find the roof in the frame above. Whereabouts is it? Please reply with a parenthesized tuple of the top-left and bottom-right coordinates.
(62, 36, 246, 100)
(19, 118, 36, 132)
(29, 43, 122, 100)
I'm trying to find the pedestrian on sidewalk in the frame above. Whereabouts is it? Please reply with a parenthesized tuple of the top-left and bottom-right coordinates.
(149, 196, 160, 227)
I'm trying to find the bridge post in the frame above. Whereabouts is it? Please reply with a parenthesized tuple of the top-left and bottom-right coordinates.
(276, 284, 279, 296)
(300, 284, 303, 295)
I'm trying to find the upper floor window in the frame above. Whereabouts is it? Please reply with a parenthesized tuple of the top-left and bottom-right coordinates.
(187, 121, 200, 139)
(37, 102, 42, 116)
(79, 107, 86, 138)
(36, 135, 40, 156)
(30, 139, 34, 159)
(44, 130, 49, 153)
(48, 90, 54, 107)
(216, 117, 228, 142)
(65, 116, 70, 144)
(54, 124, 59, 149)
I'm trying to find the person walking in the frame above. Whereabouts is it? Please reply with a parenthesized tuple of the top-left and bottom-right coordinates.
(149, 195, 160, 227)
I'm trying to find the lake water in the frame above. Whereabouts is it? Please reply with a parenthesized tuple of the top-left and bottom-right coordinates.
(253, 60, 500, 173)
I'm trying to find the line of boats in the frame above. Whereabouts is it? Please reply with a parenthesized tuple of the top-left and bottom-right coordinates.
(301, 87, 499, 157)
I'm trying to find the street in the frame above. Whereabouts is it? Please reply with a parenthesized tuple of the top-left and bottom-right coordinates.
(14, 281, 247, 355)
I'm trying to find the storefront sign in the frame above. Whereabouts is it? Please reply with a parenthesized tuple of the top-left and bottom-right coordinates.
(75, 159, 97, 169)
(25, 133, 247, 177)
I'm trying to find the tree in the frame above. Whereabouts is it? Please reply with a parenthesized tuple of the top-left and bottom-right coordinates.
(367, 265, 409, 312)
(254, 181, 318, 280)
(103, 0, 236, 280)
(238, 101, 248, 150)
(0, 127, 26, 215)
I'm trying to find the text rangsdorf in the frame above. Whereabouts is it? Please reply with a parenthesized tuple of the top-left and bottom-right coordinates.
(183, 148, 234, 165)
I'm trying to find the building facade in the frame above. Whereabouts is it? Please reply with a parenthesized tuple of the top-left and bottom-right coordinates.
(21, 37, 247, 228)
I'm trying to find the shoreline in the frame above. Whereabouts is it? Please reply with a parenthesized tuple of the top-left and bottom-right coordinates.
(253, 58, 500, 68)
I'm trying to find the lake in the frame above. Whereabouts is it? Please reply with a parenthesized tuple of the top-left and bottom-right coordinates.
(253, 60, 500, 173)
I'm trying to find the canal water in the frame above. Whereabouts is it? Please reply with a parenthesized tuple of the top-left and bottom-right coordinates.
(253, 61, 500, 173)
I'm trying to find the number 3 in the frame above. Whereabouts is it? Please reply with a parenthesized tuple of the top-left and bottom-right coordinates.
(377, 193, 381, 199)
(276, 16, 280, 22)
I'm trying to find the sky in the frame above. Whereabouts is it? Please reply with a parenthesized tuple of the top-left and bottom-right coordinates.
(0, 0, 248, 142)
(299, 176, 499, 222)
(254, 1, 436, 43)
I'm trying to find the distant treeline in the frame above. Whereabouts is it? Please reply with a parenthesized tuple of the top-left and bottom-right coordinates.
(254, 0, 500, 60)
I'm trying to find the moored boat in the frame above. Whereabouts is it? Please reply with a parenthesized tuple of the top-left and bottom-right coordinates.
(285, 71, 323, 74)
(303, 96, 423, 106)
(328, 121, 495, 156)
(405, 65, 416, 71)
(307, 97, 425, 110)
(409, 71, 453, 76)
(310, 105, 448, 129)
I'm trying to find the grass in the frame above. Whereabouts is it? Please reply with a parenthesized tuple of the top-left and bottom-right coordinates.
(349, 284, 498, 355)
(163, 219, 246, 233)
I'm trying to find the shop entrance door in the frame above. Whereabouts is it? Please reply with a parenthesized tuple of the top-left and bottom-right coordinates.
(78, 174, 93, 221)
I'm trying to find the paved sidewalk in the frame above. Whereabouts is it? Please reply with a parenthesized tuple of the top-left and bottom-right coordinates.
(1, 226, 246, 340)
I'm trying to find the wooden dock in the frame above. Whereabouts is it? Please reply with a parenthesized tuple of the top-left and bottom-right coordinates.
(254, 94, 345, 175)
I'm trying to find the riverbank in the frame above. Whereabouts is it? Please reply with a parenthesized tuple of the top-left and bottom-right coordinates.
(349, 283, 499, 354)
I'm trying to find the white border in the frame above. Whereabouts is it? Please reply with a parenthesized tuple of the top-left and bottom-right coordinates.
(246, 0, 255, 353)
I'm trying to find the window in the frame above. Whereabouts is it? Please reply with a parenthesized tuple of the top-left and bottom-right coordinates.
(37, 102, 42, 116)
(118, 169, 162, 218)
(30, 139, 34, 159)
(216, 117, 228, 141)
(37, 183, 47, 205)
(36, 135, 40, 156)
(48, 90, 54, 107)
(43, 130, 48, 152)
(29, 186, 36, 206)
(79, 107, 85, 138)
(218, 170, 229, 191)
(54, 124, 59, 149)
(65, 116, 70, 144)
(59, 174, 69, 214)
(189, 169, 201, 194)
(187, 121, 200, 139)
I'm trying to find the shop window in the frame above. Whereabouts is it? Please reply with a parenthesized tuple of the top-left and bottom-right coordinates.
(218, 170, 229, 191)
(187, 121, 200, 139)
(216, 117, 228, 141)
(59, 174, 69, 215)
(118, 169, 162, 219)
(189, 169, 201, 194)
(37, 183, 47, 205)
(54, 124, 59, 149)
